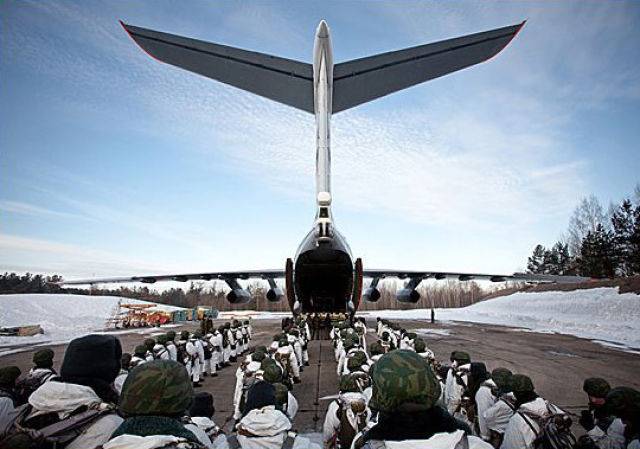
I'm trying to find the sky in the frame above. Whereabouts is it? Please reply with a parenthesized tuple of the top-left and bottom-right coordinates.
(1, 1, 639, 286)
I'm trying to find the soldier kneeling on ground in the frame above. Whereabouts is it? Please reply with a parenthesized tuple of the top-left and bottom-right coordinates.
(351, 350, 490, 449)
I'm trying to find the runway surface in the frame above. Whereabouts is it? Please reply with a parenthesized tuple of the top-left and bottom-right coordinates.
(2, 318, 639, 434)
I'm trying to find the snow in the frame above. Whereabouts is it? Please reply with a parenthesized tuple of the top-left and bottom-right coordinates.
(0, 294, 186, 350)
(361, 287, 640, 350)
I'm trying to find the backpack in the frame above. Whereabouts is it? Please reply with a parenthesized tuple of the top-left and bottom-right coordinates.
(335, 399, 367, 449)
(0, 404, 113, 449)
(237, 375, 258, 415)
(274, 351, 292, 380)
(518, 402, 576, 449)
(15, 371, 57, 405)
(202, 341, 213, 360)
(176, 343, 188, 365)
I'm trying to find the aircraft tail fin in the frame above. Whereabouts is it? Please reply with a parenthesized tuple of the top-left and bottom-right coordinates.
(332, 22, 525, 113)
(120, 22, 315, 113)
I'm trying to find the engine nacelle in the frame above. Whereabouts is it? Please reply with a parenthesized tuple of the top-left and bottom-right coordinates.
(227, 288, 251, 304)
(266, 287, 285, 302)
(396, 288, 420, 303)
(362, 287, 381, 302)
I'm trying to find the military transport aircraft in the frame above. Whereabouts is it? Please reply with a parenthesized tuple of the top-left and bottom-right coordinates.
(62, 20, 589, 314)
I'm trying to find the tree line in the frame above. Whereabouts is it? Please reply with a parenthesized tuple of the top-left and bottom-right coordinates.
(527, 185, 640, 278)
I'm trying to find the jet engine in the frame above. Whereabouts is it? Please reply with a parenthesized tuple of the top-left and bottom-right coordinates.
(396, 288, 420, 303)
(266, 287, 285, 302)
(362, 287, 381, 302)
(227, 288, 251, 304)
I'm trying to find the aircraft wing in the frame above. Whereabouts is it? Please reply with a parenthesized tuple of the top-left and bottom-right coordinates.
(332, 22, 525, 113)
(120, 22, 315, 113)
(59, 269, 285, 286)
(362, 269, 590, 284)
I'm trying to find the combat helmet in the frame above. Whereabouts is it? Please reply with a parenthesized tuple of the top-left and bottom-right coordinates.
(134, 345, 147, 357)
(143, 338, 155, 351)
(370, 350, 441, 413)
(119, 360, 193, 417)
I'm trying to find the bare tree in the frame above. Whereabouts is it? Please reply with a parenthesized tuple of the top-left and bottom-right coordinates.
(567, 195, 608, 257)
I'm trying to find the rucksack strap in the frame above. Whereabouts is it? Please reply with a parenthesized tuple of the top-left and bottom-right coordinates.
(454, 432, 470, 449)
(226, 434, 240, 449)
(40, 407, 113, 443)
(281, 432, 296, 449)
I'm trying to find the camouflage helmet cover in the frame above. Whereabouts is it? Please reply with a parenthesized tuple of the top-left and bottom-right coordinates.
(370, 350, 441, 413)
(413, 338, 426, 353)
(134, 345, 147, 357)
(119, 360, 193, 416)
(491, 368, 513, 392)
(166, 331, 176, 340)
(144, 338, 155, 350)
(339, 374, 360, 393)
(347, 351, 368, 371)
(583, 378, 611, 399)
(606, 386, 640, 420)
(510, 374, 535, 393)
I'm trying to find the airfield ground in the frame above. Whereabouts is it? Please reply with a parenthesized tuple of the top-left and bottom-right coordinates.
(2, 319, 639, 436)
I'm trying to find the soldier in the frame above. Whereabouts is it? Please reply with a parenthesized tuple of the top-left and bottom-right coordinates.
(0, 366, 21, 406)
(15, 349, 58, 404)
(114, 353, 132, 394)
(576, 379, 625, 449)
(351, 350, 489, 448)
(500, 374, 571, 449)
(203, 333, 217, 378)
(414, 338, 435, 360)
(193, 330, 207, 378)
(0, 366, 21, 435)
(187, 332, 202, 387)
(104, 360, 207, 449)
(228, 381, 320, 449)
(227, 322, 238, 363)
(185, 392, 225, 449)
(131, 345, 148, 368)
(3, 336, 124, 449)
(275, 338, 301, 384)
(210, 327, 223, 372)
(483, 368, 515, 447)
(445, 350, 471, 415)
(153, 334, 170, 360)
(143, 338, 156, 362)
(165, 330, 178, 362)
(323, 374, 371, 449)
(606, 387, 640, 449)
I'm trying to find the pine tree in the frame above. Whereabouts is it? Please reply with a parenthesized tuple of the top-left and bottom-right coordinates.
(611, 199, 640, 276)
(527, 245, 547, 274)
(577, 224, 617, 278)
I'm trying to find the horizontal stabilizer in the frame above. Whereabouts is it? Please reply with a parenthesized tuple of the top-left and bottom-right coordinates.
(121, 22, 314, 113)
(332, 22, 525, 113)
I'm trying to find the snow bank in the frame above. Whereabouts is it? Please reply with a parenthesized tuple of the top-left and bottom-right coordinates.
(361, 287, 640, 350)
(0, 294, 185, 350)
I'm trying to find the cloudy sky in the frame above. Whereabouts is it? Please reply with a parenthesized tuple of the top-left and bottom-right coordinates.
(1, 1, 639, 283)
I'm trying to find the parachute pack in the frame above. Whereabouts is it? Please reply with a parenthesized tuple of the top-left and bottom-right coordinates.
(0, 404, 113, 449)
(518, 402, 576, 449)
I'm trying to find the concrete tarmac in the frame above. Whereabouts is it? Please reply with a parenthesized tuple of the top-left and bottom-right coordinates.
(2, 318, 639, 435)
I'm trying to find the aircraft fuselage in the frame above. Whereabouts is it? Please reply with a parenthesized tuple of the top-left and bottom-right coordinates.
(291, 21, 356, 315)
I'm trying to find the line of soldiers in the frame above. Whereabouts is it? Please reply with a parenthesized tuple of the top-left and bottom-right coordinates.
(318, 317, 640, 449)
(121, 319, 253, 389)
